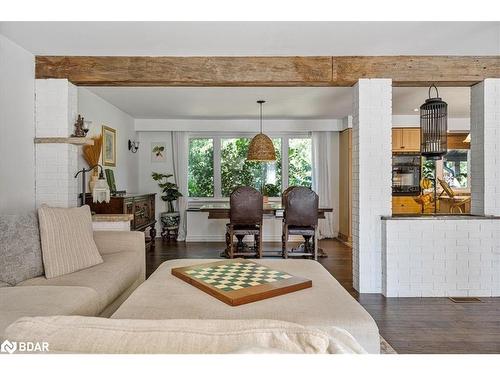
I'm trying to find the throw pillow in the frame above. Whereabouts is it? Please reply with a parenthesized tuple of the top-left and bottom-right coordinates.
(38, 205, 103, 279)
(0, 213, 44, 285)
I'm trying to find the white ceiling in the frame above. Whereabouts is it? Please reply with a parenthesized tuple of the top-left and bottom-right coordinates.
(84, 86, 470, 119)
(1, 21, 498, 56)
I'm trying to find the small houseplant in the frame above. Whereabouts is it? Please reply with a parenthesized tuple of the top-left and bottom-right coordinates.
(152, 172, 183, 234)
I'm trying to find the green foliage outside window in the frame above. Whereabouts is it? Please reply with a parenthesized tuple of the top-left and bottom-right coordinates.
(188, 138, 214, 197)
(221, 138, 282, 197)
(288, 138, 312, 188)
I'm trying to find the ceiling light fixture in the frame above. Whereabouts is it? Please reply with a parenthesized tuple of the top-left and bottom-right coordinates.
(420, 83, 448, 214)
(420, 84, 448, 160)
(247, 100, 276, 162)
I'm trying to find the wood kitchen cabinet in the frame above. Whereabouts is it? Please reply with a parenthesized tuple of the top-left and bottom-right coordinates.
(392, 196, 422, 214)
(392, 128, 420, 152)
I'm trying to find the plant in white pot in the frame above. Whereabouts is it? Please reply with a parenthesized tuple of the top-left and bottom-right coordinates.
(152, 172, 183, 234)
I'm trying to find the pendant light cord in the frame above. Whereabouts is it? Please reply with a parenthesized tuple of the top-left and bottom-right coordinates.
(260, 101, 263, 134)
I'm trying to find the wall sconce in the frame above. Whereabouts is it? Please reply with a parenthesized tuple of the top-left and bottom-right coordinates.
(128, 140, 139, 153)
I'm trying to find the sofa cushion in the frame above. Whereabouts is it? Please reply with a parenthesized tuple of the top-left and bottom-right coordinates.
(0, 286, 99, 339)
(0, 212, 44, 285)
(38, 205, 103, 278)
(4, 316, 365, 354)
(18, 251, 141, 313)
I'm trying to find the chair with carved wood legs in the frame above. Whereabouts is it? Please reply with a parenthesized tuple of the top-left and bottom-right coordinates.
(282, 186, 319, 260)
(225, 186, 263, 259)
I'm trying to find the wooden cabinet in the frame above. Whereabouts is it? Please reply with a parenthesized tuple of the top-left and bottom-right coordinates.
(85, 193, 157, 249)
(392, 128, 420, 152)
(392, 196, 422, 214)
(338, 129, 352, 243)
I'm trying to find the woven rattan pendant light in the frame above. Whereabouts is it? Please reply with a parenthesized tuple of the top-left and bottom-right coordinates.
(247, 100, 276, 162)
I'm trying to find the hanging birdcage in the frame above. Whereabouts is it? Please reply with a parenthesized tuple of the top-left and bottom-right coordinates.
(420, 84, 448, 160)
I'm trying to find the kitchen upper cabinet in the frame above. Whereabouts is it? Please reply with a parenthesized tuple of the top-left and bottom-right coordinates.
(392, 128, 420, 152)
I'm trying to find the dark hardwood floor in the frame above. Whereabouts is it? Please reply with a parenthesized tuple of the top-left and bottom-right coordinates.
(147, 238, 500, 354)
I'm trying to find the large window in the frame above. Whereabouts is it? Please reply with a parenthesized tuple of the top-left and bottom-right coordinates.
(288, 138, 312, 188)
(443, 150, 469, 189)
(188, 138, 214, 197)
(220, 138, 281, 197)
(422, 149, 470, 190)
(188, 135, 311, 198)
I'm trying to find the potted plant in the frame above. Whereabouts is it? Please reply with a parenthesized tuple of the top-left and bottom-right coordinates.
(152, 172, 183, 232)
(261, 183, 279, 204)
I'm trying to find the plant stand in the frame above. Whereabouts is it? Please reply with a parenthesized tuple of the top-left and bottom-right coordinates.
(160, 211, 180, 242)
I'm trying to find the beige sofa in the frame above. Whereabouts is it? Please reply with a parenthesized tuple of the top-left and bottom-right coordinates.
(0, 231, 145, 339)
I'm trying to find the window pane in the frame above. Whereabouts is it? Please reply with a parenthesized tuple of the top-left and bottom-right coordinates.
(221, 138, 282, 197)
(288, 138, 312, 188)
(443, 149, 469, 188)
(188, 138, 214, 197)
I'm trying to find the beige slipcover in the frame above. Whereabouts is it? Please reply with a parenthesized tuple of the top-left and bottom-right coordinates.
(4, 316, 366, 354)
(112, 259, 380, 353)
(0, 286, 99, 339)
(0, 231, 145, 338)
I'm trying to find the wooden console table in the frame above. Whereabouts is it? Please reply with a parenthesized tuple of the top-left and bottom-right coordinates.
(85, 193, 157, 250)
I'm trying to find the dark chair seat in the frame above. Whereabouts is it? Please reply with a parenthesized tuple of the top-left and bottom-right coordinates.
(226, 223, 261, 235)
(226, 186, 263, 258)
(282, 186, 319, 260)
(287, 226, 315, 236)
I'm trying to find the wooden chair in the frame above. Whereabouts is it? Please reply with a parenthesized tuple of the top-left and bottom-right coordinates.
(437, 178, 471, 213)
(225, 186, 263, 258)
(282, 187, 319, 260)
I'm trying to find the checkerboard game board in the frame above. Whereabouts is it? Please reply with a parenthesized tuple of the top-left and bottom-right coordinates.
(171, 259, 312, 306)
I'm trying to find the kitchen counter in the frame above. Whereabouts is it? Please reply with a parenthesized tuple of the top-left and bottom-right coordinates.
(382, 214, 500, 220)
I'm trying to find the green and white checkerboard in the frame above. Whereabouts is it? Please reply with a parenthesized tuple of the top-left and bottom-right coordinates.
(184, 262, 293, 292)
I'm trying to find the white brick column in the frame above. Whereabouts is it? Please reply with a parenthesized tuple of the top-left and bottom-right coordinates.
(35, 79, 79, 208)
(352, 79, 392, 293)
(471, 79, 500, 216)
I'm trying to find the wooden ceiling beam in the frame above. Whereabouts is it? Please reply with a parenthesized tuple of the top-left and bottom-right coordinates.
(35, 56, 499, 87)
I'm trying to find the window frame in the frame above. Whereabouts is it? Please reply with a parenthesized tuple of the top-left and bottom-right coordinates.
(188, 132, 311, 202)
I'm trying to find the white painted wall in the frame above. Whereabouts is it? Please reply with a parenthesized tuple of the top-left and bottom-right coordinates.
(78, 88, 139, 194)
(137, 131, 174, 234)
(0, 34, 35, 213)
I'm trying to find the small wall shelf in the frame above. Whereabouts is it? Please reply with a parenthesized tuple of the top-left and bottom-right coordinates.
(34, 137, 94, 146)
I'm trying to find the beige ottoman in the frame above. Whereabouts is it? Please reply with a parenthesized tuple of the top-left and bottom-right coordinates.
(112, 259, 380, 353)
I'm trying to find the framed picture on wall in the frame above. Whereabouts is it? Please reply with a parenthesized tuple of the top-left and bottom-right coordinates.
(151, 142, 167, 162)
(102, 125, 116, 167)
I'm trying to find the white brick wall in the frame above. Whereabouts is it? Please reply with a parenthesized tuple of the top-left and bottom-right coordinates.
(35, 79, 79, 208)
(35, 79, 77, 137)
(352, 79, 393, 293)
(471, 79, 500, 216)
(383, 218, 500, 297)
(35, 144, 78, 207)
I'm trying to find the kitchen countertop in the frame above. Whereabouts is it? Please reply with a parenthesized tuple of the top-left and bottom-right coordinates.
(382, 214, 500, 220)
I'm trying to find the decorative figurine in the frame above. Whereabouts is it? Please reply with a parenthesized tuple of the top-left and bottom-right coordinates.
(72, 114, 89, 137)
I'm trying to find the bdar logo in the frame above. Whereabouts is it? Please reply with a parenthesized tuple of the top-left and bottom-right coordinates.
(1, 340, 17, 354)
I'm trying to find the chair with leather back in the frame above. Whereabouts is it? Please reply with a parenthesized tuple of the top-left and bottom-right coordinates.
(282, 186, 319, 260)
(225, 186, 263, 258)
